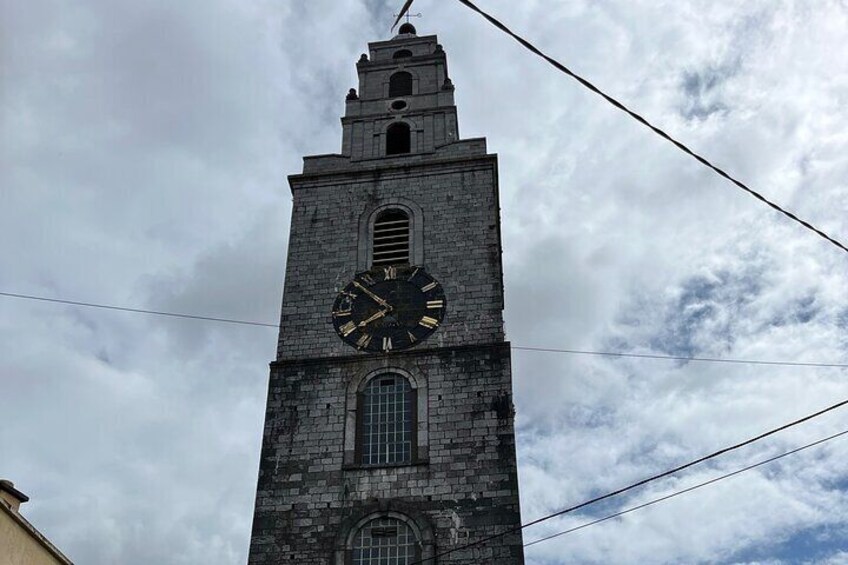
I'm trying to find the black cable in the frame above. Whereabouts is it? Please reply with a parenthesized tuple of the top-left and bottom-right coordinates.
(3, 290, 847, 368)
(0, 291, 280, 328)
(511, 345, 848, 369)
(524, 429, 848, 548)
(391, 0, 415, 31)
(453, 0, 848, 256)
(409, 398, 848, 564)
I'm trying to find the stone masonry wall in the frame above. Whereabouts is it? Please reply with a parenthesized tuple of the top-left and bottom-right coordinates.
(249, 344, 524, 564)
(277, 154, 505, 361)
(252, 29, 524, 565)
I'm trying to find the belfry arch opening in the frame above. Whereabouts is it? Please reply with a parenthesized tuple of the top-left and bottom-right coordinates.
(386, 123, 411, 156)
(388, 72, 413, 97)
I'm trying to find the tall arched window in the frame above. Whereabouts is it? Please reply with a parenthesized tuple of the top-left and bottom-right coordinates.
(342, 367, 429, 469)
(388, 72, 413, 97)
(386, 122, 411, 155)
(358, 374, 415, 465)
(352, 517, 418, 564)
(372, 209, 410, 266)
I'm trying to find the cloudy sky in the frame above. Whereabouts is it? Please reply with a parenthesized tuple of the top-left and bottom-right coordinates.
(2, 0, 847, 563)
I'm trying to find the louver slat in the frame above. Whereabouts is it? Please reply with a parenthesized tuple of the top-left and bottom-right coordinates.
(372, 211, 410, 266)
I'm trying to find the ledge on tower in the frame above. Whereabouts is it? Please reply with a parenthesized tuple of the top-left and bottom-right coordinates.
(298, 138, 490, 176)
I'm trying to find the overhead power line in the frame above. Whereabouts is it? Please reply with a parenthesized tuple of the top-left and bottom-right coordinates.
(453, 0, 848, 256)
(3, 290, 847, 369)
(0, 291, 280, 328)
(409, 397, 848, 564)
(511, 345, 848, 369)
(524, 428, 848, 548)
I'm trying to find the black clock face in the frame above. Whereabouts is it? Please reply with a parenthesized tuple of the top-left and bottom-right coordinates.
(332, 265, 446, 353)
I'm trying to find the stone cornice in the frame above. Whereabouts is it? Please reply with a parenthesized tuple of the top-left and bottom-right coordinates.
(271, 341, 511, 369)
(341, 106, 457, 124)
(288, 151, 498, 189)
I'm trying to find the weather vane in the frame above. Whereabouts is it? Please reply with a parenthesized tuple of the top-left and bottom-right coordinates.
(394, 11, 422, 25)
(391, 0, 419, 31)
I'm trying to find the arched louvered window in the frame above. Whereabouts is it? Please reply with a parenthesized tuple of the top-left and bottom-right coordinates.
(372, 209, 410, 266)
(393, 49, 413, 59)
(389, 72, 413, 97)
(386, 123, 411, 155)
(358, 374, 415, 465)
(352, 517, 418, 564)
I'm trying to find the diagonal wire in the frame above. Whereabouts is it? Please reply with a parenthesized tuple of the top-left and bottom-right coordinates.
(0, 291, 280, 328)
(511, 345, 848, 369)
(408, 397, 848, 564)
(524, 429, 848, 548)
(454, 0, 848, 255)
(3, 290, 848, 368)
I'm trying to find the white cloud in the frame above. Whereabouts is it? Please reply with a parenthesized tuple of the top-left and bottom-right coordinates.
(2, 0, 847, 563)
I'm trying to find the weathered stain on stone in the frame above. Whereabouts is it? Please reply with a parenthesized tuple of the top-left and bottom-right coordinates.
(491, 391, 514, 420)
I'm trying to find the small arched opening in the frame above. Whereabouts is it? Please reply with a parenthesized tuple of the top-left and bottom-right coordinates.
(351, 516, 418, 564)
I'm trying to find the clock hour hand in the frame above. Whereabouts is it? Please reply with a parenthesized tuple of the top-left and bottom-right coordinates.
(352, 281, 392, 309)
(357, 308, 390, 328)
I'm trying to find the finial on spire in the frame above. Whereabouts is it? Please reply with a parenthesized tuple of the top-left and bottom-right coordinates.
(391, 0, 419, 32)
(398, 20, 419, 35)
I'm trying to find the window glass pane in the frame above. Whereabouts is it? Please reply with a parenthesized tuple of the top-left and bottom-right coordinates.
(361, 374, 412, 465)
(352, 517, 416, 565)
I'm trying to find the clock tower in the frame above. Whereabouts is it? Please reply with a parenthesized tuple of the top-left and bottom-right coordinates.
(249, 24, 525, 564)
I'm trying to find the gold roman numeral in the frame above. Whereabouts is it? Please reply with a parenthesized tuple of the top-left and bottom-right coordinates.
(382, 336, 393, 352)
(407, 267, 420, 281)
(421, 281, 437, 292)
(407, 331, 417, 343)
(333, 309, 352, 318)
(360, 274, 376, 286)
(383, 266, 397, 280)
(426, 300, 444, 309)
(340, 321, 357, 337)
(357, 334, 372, 349)
(419, 316, 439, 329)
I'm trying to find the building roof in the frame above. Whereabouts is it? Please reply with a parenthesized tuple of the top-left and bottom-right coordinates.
(0, 480, 74, 565)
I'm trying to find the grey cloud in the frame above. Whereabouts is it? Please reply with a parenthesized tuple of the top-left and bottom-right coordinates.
(2, 1, 847, 564)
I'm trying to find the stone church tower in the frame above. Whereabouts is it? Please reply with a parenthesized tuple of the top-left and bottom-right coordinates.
(249, 24, 524, 564)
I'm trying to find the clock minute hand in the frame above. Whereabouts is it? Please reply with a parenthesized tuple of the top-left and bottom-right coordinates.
(352, 281, 392, 309)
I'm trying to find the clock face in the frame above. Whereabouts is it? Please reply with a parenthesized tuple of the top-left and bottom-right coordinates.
(332, 265, 446, 353)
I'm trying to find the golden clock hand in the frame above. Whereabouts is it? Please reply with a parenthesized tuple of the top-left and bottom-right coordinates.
(352, 281, 392, 309)
(357, 308, 390, 328)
